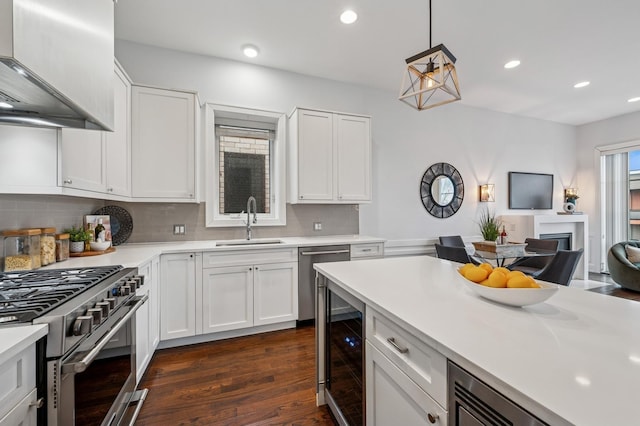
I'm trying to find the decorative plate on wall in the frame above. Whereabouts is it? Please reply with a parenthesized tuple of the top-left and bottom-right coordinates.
(420, 162, 464, 218)
(92, 205, 133, 246)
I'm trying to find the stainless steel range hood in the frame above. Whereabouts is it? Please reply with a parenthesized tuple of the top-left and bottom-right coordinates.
(0, 0, 114, 130)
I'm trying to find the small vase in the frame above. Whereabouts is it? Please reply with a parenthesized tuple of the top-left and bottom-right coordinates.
(70, 241, 85, 253)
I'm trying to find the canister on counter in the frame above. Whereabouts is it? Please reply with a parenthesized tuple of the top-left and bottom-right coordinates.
(40, 227, 57, 266)
(2, 228, 42, 272)
(55, 233, 70, 262)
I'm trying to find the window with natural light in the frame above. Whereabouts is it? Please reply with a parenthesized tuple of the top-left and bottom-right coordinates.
(205, 104, 286, 227)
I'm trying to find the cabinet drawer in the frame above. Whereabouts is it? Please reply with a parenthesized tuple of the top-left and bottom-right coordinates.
(367, 342, 447, 426)
(203, 248, 297, 268)
(366, 308, 447, 407)
(0, 345, 36, 420)
(350, 242, 384, 259)
(0, 388, 37, 426)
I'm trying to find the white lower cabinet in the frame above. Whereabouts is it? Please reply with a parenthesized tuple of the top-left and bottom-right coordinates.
(0, 344, 37, 426)
(135, 256, 160, 382)
(202, 249, 298, 333)
(161, 248, 297, 343)
(160, 252, 199, 340)
(366, 342, 446, 426)
(202, 265, 253, 333)
(365, 308, 447, 426)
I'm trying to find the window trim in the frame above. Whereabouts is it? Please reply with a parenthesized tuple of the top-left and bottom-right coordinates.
(205, 103, 286, 227)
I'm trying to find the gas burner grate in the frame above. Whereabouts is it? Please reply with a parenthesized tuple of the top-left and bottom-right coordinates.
(0, 265, 123, 324)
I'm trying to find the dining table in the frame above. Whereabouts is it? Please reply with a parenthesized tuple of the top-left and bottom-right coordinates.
(471, 247, 556, 267)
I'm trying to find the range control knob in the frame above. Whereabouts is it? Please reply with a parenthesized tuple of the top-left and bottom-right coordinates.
(119, 285, 131, 296)
(87, 308, 103, 324)
(104, 298, 116, 310)
(96, 301, 110, 317)
(127, 279, 139, 290)
(134, 275, 145, 288)
(72, 316, 93, 336)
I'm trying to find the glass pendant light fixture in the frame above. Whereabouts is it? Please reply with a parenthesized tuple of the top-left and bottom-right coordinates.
(399, 0, 461, 110)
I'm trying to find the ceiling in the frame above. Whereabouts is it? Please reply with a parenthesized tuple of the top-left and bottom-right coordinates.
(114, 0, 640, 126)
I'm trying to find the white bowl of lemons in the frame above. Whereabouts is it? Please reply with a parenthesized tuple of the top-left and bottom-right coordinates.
(457, 263, 559, 307)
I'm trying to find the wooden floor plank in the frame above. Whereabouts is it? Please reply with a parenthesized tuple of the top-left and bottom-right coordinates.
(135, 325, 335, 425)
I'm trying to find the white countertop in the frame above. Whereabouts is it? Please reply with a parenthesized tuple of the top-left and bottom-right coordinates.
(0, 324, 47, 365)
(1, 235, 382, 360)
(314, 255, 639, 426)
(42, 235, 385, 269)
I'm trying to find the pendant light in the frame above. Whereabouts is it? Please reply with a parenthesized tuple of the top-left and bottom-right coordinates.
(399, 0, 461, 110)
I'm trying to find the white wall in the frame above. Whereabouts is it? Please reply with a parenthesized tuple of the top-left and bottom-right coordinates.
(576, 110, 640, 272)
(116, 40, 577, 251)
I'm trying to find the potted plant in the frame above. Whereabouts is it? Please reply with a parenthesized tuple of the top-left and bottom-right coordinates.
(65, 226, 92, 253)
(478, 207, 501, 242)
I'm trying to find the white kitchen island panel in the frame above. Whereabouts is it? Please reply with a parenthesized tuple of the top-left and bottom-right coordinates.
(314, 255, 640, 426)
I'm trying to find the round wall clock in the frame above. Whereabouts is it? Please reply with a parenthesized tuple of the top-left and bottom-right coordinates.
(420, 162, 464, 218)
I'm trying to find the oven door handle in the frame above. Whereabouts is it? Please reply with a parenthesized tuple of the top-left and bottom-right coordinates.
(62, 295, 148, 374)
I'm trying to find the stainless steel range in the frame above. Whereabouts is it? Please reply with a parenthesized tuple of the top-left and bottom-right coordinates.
(0, 265, 148, 426)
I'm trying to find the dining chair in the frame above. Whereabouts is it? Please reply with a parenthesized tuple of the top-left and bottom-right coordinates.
(531, 249, 583, 286)
(435, 243, 471, 264)
(438, 235, 465, 247)
(508, 238, 559, 275)
(438, 236, 481, 265)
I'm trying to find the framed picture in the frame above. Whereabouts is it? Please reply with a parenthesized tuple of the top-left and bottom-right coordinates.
(84, 215, 112, 241)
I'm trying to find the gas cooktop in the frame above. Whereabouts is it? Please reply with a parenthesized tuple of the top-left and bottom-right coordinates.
(0, 266, 123, 324)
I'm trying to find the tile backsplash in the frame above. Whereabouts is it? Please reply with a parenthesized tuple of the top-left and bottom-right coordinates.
(0, 194, 359, 242)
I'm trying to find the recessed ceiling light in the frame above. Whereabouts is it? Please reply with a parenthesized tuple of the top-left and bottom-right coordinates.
(574, 81, 590, 88)
(0, 102, 13, 109)
(340, 10, 358, 24)
(628, 97, 640, 103)
(242, 45, 259, 58)
(504, 60, 520, 69)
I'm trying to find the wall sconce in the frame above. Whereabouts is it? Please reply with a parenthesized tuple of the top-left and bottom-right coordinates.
(479, 184, 495, 202)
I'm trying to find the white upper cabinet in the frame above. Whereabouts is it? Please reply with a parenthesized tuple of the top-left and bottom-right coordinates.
(131, 86, 198, 201)
(104, 65, 132, 196)
(59, 61, 131, 197)
(288, 107, 371, 204)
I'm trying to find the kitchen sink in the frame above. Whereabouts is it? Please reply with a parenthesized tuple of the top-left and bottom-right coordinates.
(215, 239, 284, 247)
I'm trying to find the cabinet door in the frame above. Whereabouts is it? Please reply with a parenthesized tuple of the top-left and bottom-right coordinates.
(0, 389, 37, 426)
(254, 262, 298, 326)
(335, 114, 371, 202)
(150, 256, 161, 350)
(135, 285, 150, 383)
(131, 86, 196, 200)
(202, 266, 254, 333)
(104, 65, 131, 196)
(366, 342, 447, 426)
(297, 109, 333, 201)
(160, 253, 197, 340)
(59, 128, 106, 192)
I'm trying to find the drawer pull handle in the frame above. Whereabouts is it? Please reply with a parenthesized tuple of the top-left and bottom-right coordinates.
(30, 398, 44, 409)
(361, 248, 372, 252)
(387, 337, 408, 354)
(427, 413, 439, 424)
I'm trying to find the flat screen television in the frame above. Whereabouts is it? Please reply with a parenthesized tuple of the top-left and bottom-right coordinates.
(508, 172, 554, 209)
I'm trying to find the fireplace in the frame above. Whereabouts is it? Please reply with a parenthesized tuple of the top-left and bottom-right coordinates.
(540, 232, 572, 250)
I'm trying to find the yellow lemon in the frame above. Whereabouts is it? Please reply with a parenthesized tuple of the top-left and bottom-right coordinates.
(506, 270, 526, 280)
(479, 279, 491, 286)
(494, 267, 510, 276)
(459, 263, 475, 276)
(529, 281, 541, 288)
(464, 266, 489, 283)
(479, 263, 493, 273)
(507, 275, 534, 288)
(486, 271, 508, 288)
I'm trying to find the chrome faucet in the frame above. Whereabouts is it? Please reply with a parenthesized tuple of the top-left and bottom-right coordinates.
(246, 196, 257, 240)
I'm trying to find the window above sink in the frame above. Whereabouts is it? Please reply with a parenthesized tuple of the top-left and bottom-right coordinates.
(204, 103, 287, 228)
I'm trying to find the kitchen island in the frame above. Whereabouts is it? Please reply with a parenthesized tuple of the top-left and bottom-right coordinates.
(314, 255, 640, 426)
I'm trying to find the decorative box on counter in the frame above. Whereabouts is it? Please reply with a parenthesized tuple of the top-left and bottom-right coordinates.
(472, 241, 528, 257)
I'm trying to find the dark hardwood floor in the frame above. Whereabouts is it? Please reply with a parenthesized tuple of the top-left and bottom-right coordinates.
(135, 325, 336, 425)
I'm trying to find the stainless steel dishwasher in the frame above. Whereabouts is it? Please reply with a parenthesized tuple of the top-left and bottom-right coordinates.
(298, 245, 350, 323)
